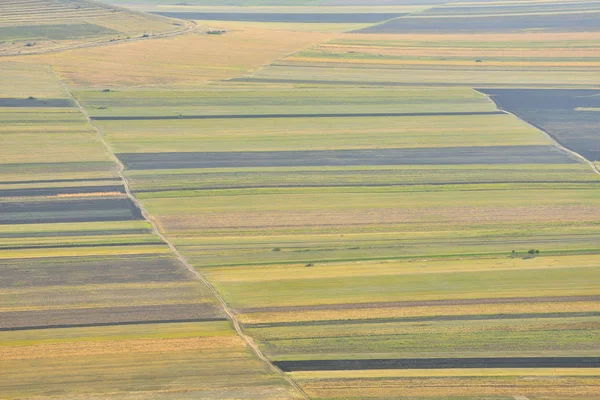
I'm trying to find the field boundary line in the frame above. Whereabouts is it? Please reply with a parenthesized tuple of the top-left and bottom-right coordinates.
(55, 71, 310, 400)
(478, 91, 600, 176)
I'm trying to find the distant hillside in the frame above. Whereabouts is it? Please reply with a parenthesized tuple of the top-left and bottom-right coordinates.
(0, 0, 187, 55)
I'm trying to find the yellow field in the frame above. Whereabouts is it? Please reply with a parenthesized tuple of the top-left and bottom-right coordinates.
(14, 27, 331, 87)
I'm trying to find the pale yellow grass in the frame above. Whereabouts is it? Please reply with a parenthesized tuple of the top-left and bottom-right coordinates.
(301, 376, 600, 397)
(196, 20, 372, 33)
(16, 29, 332, 87)
(315, 44, 600, 58)
(290, 57, 600, 67)
(0, 244, 170, 260)
(217, 254, 600, 284)
(1, 336, 244, 361)
(0, 62, 67, 98)
(238, 301, 600, 324)
(55, 192, 124, 198)
(336, 31, 600, 44)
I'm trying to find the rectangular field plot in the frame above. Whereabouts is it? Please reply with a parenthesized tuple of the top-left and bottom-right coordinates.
(0, 321, 300, 400)
(291, 370, 600, 399)
(357, 12, 600, 34)
(0, 254, 192, 288)
(118, 146, 576, 170)
(479, 88, 600, 161)
(0, 197, 143, 224)
(244, 63, 600, 87)
(76, 86, 499, 117)
(127, 164, 600, 192)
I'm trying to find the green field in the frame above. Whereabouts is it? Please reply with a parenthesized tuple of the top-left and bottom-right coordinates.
(2, 0, 600, 399)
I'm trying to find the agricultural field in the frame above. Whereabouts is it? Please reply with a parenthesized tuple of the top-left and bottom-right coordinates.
(0, 61, 303, 398)
(0, 0, 186, 55)
(3, 0, 600, 399)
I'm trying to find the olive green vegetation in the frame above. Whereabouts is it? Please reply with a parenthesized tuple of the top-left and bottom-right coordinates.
(4, 1, 600, 398)
(85, 68, 600, 400)
(0, 61, 301, 399)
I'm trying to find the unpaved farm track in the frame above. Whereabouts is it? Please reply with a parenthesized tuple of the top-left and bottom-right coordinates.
(56, 71, 310, 400)
(0, 19, 197, 58)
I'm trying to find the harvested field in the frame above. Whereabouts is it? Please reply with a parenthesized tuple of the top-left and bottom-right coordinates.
(296, 374, 600, 398)
(118, 146, 576, 170)
(0, 303, 225, 331)
(17, 28, 331, 87)
(275, 357, 600, 371)
(356, 12, 600, 34)
(479, 88, 600, 161)
(153, 11, 406, 23)
(92, 111, 503, 120)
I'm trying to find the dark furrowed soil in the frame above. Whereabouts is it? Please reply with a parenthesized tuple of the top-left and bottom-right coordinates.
(152, 12, 406, 23)
(478, 89, 600, 161)
(423, 1, 600, 16)
(275, 357, 600, 371)
(91, 111, 504, 121)
(244, 311, 600, 329)
(0, 255, 193, 288)
(0, 185, 125, 198)
(356, 12, 600, 34)
(0, 98, 73, 107)
(0, 197, 143, 224)
(0, 303, 226, 330)
(0, 229, 150, 239)
(118, 146, 576, 170)
(0, 177, 120, 185)
(236, 295, 600, 314)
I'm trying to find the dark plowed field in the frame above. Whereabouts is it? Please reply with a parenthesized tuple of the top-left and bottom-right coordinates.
(237, 295, 600, 314)
(0, 303, 225, 330)
(118, 146, 576, 170)
(479, 89, 600, 161)
(0, 98, 73, 107)
(0, 177, 120, 185)
(0, 185, 125, 198)
(152, 12, 405, 23)
(357, 12, 600, 33)
(275, 357, 600, 371)
(0, 255, 193, 287)
(423, 1, 600, 16)
(0, 197, 143, 224)
(91, 111, 503, 121)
